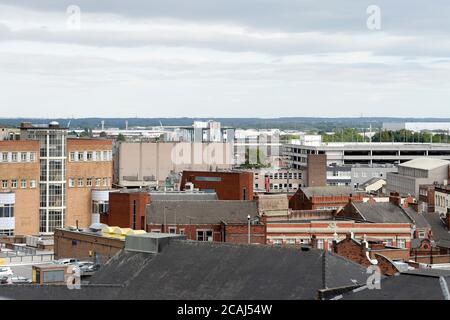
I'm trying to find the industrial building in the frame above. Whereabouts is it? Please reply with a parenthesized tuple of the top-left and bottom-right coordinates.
(0, 122, 113, 235)
(284, 139, 450, 188)
(386, 158, 450, 198)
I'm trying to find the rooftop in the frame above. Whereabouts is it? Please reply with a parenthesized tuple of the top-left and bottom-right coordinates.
(147, 200, 259, 225)
(0, 239, 370, 300)
(301, 186, 356, 198)
(351, 202, 413, 224)
(398, 157, 450, 171)
(424, 212, 450, 249)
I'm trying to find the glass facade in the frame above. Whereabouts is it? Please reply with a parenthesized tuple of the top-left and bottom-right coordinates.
(24, 127, 67, 233)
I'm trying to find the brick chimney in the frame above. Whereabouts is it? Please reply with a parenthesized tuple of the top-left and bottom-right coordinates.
(402, 195, 414, 208)
(389, 192, 402, 207)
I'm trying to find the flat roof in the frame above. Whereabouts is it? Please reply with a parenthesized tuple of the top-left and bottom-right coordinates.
(399, 158, 450, 170)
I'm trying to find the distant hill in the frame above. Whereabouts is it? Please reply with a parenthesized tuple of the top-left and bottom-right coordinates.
(1, 117, 450, 131)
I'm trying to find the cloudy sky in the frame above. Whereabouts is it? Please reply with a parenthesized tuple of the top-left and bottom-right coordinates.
(1, 0, 450, 118)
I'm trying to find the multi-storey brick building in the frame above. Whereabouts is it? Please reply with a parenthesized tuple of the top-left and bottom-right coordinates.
(0, 140, 40, 235)
(0, 122, 113, 235)
(289, 186, 364, 210)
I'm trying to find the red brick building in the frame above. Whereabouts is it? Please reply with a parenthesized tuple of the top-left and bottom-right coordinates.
(101, 190, 150, 230)
(146, 200, 265, 244)
(180, 170, 254, 200)
(289, 186, 364, 210)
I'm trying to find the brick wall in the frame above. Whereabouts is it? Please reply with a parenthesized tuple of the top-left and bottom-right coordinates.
(105, 192, 150, 230)
(54, 229, 124, 263)
(180, 171, 254, 200)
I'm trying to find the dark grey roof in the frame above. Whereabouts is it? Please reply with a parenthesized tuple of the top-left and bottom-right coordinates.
(301, 186, 355, 198)
(147, 200, 258, 224)
(0, 240, 370, 300)
(404, 207, 431, 229)
(337, 270, 450, 300)
(353, 202, 413, 224)
(424, 212, 450, 248)
(149, 192, 218, 201)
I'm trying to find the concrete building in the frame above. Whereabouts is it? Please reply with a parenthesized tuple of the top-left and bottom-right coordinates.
(383, 121, 450, 132)
(251, 168, 305, 193)
(0, 122, 113, 235)
(386, 158, 450, 198)
(284, 141, 450, 187)
(115, 141, 233, 188)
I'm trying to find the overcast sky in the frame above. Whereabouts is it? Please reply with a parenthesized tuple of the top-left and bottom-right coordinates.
(1, 1, 450, 118)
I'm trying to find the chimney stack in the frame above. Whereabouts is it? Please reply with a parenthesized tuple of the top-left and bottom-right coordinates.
(389, 192, 402, 207)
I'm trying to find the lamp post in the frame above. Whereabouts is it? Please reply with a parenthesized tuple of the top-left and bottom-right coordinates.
(247, 214, 251, 244)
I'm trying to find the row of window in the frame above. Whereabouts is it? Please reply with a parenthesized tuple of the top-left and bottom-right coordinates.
(256, 172, 302, 180)
(1, 179, 37, 189)
(69, 151, 112, 162)
(435, 194, 449, 208)
(0, 152, 37, 163)
(68, 177, 111, 188)
(0, 204, 14, 218)
(151, 228, 213, 242)
(270, 238, 406, 249)
(0, 229, 14, 236)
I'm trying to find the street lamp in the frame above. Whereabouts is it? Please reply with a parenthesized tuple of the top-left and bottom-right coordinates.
(247, 214, 251, 244)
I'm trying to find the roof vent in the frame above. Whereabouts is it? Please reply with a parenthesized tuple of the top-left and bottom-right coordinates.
(125, 233, 186, 254)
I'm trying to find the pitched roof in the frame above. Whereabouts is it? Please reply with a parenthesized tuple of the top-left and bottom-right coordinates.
(424, 212, 450, 248)
(301, 186, 355, 198)
(0, 240, 370, 300)
(399, 158, 450, 171)
(336, 270, 450, 300)
(352, 202, 413, 224)
(146, 200, 259, 225)
(403, 207, 431, 229)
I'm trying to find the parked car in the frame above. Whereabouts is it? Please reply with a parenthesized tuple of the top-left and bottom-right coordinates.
(74, 261, 100, 273)
(0, 275, 31, 285)
(0, 267, 13, 278)
(54, 258, 79, 265)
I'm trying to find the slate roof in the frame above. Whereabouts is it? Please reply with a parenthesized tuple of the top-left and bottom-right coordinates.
(360, 177, 385, 189)
(424, 212, 450, 249)
(404, 207, 431, 229)
(0, 240, 370, 300)
(149, 192, 218, 201)
(352, 202, 413, 224)
(301, 186, 355, 198)
(336, 269, 450, 300)
(147, 200, 259, 224)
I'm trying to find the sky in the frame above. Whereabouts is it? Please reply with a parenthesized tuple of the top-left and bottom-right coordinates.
(1, 1, 450, 118)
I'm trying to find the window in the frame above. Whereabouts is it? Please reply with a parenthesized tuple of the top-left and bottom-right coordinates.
(272, 239, 282, 245)
(86, 178, 93, 187)
(197, 230, 213, 242)
(78, 178, 83, 187)
(179, 229, 185, 235)
(11, 180, 17, 189)
(418, 230, 426, 238)
(20, 152, 27, 162)
(96, 151, 102, 161)
(317, 239, 324, 249)
(70, 152, 75, 161)
(21, 179, 27, 189)
(30, 180, 36, 189)
(168, 227, 177, 234)
(397, 239, 406, 249)
(11, 152, 17, 162)
(195, 176, 221, 182)
(1, 152, 7, 162)
(102, 178, 107, 186)
(0, 204, 14, 218)
(243, 187, 247, 200)
(2, 180, 8, 189)
(103, 151, 108, 161)
(286, 239, 296, 245)
(78, 152, 84, 161)
(96, 178, 101, 187)
(0, 229, 14, 236)
(30, 152, 36, 162)
(87, 152, 93, 161)
(69, 178, 75, 188)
